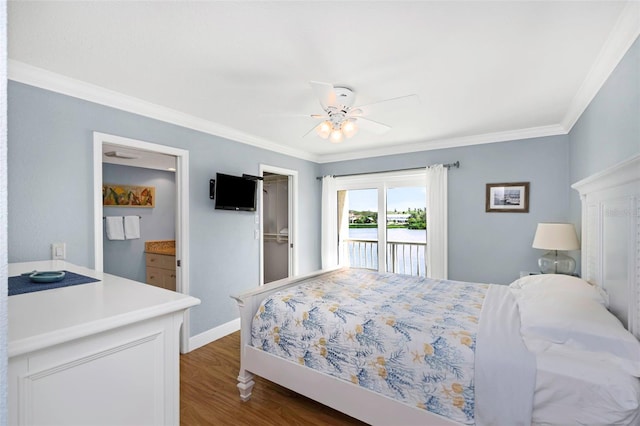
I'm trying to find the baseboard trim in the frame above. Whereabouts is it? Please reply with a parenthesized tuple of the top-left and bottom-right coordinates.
(187, 318, 240, 352)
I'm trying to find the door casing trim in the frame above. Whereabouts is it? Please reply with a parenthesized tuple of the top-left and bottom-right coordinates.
(93, 132, 191, 353)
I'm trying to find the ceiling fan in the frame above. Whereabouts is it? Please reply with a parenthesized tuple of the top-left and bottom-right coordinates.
(304, 81, 419, 143)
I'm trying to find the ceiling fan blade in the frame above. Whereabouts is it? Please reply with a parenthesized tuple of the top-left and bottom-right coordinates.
(260, 112, 326, 119)
(309, 81, 336, 110)
(348, 108, 364, 117)
(355, 94, 419, 116)
(303, 122, 322, 138)
(356, 117, 391, 135)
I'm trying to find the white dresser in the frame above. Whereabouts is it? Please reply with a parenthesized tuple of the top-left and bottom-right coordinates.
(8, 260, 200, 426)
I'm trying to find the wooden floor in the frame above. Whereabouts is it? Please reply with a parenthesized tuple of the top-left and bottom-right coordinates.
(180, 331, 367, 425)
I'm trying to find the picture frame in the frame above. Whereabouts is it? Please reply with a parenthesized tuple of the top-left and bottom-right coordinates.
(103, 184, 155, 207)
(485, 182, 529, 213)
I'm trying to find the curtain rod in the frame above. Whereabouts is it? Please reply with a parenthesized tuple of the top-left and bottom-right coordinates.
(316, 161, 460, 180)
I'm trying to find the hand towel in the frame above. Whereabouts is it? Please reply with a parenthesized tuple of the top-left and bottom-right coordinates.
(124, 215, 140, 240)
(105, 216, 125, 240)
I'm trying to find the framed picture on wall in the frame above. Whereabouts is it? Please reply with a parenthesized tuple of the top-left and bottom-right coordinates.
(103, 184, 155, 207)
(485, 182, 529, 213)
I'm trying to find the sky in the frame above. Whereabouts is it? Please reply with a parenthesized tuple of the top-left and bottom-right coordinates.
(348, 187, 426, 212)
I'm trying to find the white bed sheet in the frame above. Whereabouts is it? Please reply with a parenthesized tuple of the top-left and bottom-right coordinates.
(475, 285, 536, 426)
(532, 348, 640, 425)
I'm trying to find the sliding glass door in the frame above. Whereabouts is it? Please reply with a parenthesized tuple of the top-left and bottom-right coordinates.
(334, 171, 427, 276)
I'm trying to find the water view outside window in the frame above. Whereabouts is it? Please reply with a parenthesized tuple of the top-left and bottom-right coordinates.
(344, 189, 378, 269)
(345, 187, 426, 276)
(386, 187, 426, 275)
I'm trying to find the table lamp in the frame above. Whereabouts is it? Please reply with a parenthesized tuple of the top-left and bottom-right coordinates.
(532, 223, 580, 274)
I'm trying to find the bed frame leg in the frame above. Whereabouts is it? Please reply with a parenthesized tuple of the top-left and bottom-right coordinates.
(237, 371, 255, 401)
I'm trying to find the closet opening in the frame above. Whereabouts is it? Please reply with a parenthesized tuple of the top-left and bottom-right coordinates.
(259, 165, 298, 285)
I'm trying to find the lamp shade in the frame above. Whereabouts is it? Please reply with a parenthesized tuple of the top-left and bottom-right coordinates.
(532, 223, 580, 250)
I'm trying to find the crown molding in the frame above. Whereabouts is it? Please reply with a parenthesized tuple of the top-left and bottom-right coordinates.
(562, 1, 640, 131)
(315, 124, 567, 163)
(8, 60, 318, 163)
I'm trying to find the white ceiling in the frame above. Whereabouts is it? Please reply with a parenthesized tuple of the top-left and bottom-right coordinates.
(8, 1, 640, 163)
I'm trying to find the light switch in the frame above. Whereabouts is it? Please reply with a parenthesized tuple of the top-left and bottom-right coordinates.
(52, 242, 66, 260)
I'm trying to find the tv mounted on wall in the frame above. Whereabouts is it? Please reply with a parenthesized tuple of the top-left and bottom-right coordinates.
(211, 173, 257, 211)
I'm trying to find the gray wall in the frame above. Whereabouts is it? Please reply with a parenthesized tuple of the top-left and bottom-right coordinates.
(568, 36, 640, 237)
(8, 81, 322, 336)
(320, 136, 570, 285)
(102, 164, 176, 283)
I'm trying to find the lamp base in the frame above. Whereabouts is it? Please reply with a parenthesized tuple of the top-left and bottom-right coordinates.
(538, 250, 576, 274)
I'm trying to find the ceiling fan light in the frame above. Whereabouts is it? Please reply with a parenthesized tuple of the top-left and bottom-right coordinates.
(317, 121, 331, 139)
(329, 129, 344, 143)
(342, 120, 358, 138)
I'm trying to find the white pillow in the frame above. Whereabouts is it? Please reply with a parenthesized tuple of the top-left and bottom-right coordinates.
(510, 274, 640, 376)
(533, 343, 640, 424)
(525, 334, 640, 377)
(509, 274, 608, 307)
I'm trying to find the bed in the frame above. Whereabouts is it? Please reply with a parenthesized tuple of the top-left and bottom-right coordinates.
(233, 154, 640, 425)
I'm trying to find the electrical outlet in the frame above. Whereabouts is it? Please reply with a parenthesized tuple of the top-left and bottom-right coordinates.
(52, 242, 66, 260)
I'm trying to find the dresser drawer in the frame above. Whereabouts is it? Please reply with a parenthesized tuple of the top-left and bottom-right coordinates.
(146, 253, 176, 291)
(146, 253, 175, 269)
(146, 266, 176, 291)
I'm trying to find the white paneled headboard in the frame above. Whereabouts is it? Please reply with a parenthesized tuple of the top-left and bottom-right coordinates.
(572, 154, 640, 339)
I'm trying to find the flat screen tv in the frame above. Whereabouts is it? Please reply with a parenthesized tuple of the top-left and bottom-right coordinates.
(214, 173, 257, 211)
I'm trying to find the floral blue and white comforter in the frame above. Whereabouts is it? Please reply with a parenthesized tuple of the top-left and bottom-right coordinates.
(251, 268, 489, 424)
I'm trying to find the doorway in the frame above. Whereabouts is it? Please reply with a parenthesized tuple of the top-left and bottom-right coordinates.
(93, 132, 191, 353)
(259, 165, 298, 285)
(101, 144, 177, 287)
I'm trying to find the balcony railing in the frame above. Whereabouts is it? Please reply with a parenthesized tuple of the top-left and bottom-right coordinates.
(342, 238, 427, 277)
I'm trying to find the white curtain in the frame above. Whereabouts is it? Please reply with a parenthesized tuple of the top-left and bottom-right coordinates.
(426, 164, 448, 279)
(336, 190, 350, 267)
(321, 176, 338, 269)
